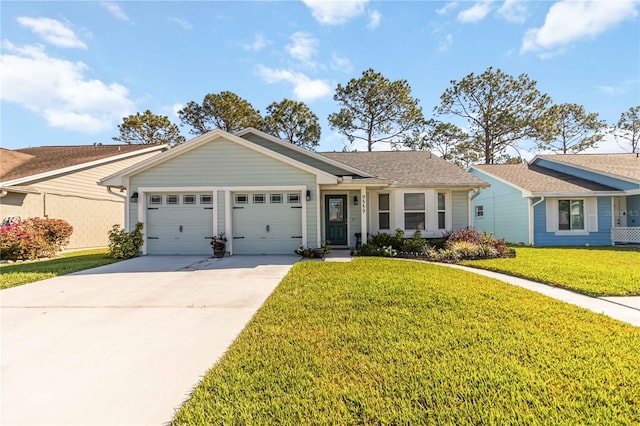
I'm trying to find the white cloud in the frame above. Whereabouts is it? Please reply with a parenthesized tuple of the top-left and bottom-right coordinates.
(100, 1, 130, 21)
(16, 16, 87, 49)
(367, 10, 382, 29)
(286, 32, 318, 66)
(521, 0, 639, 54)
(0, 41, 135, 133)
(596, 79, 638, 95)
(302, 0, 368, 25)
(171, 17, 193, 30)
(330, 53, 353, 72)
(439, 33, 453, 52)
(436, 2, 458, 15)
(457, 1, 493, 23)
(242, 33, 269, 51)
(497, 0, 528, 23)
(256, 65, 332, 102)
(172, 103, 184, 119)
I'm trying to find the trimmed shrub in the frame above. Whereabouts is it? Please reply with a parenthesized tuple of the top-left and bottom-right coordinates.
(108, 222, 144, 259)
(0, 217, 73, 261)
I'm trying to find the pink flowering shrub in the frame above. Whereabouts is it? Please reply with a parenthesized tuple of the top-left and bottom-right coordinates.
(0, 218, 73, 260)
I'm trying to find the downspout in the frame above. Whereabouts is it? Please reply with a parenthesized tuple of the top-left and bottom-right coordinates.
(0, 190, 7, 198)
(468, 188, 482, 229)
(529, 197, 545, 246)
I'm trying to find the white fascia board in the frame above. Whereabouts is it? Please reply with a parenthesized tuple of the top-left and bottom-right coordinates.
(101, 129, 339, 187)
(530, 191, 626, 198)
(0, 186, 40, 194)
(235, 127, 374, 177)
(3, 144, 167, 187)
(531, 155, 640, 185)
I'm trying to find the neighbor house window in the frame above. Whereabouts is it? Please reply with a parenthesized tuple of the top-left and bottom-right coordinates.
(270, 193, 283, 203)
(404, 193, 425, 230)
(559, 199, 584, 230)
(378, 193, 390, 230)
(437, 192, 446, 229)
(235, 194, 248, 204)
(200, 195, 212, 204)
(150, 195, 162, 205)
(183, 195, 196, 205)
(475, 205, 484, 217)
(253, 193, 266, 204)
(287, 193, 300, 204)
(166, 195, 179, 205)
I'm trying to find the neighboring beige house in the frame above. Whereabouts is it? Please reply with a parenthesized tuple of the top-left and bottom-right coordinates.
(1, 144, 167, 251)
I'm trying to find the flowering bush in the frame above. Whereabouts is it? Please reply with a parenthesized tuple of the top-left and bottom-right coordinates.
(0, 217, 73, 261)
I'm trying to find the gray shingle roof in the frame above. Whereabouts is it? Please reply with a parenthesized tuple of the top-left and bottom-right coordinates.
(320, 151, 489, 187)
(536, 153, 640, 183)
(1, 145, 163, 183)
(473, 163, 619, 194)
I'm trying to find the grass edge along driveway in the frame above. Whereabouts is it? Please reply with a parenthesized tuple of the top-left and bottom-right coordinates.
(0, 249, 119, 290)
(461, 246, 640, 297)
(173, 258, 640, 425)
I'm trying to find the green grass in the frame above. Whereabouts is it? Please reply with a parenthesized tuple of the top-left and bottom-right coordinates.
(173, 258, 640, 425)
(461, 246, 640, 297)
(0, 248, 119, 290)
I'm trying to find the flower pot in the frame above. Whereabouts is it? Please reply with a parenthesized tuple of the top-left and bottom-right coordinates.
(213, 248, 225, 258)
(312, 248, 325, 258)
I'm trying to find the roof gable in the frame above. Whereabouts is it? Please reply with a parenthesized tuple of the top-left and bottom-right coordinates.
(1, 144, 167, 185)
(533, 154, 640, 184)
(472, 163, 621, 196)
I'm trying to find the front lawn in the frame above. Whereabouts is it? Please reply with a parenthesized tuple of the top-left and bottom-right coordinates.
(173, 259, 640, 425)
(461, 246, 640, 297)
(0, 248, 119, 290)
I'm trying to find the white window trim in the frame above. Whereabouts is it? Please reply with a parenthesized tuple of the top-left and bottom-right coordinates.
(403, 192, 426, 231)
(378, 193, 390, 231)
(546, 197, 597, 235)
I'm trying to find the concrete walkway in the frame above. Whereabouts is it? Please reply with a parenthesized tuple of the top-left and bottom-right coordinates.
(441, 263, 640, 327)
(1, 255, 297, 426)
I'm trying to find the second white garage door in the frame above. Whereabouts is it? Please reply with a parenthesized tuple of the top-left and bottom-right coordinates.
(232, 191, 303, 255)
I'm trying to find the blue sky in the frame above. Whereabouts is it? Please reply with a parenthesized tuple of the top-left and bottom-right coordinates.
(1, 0, 639, 156)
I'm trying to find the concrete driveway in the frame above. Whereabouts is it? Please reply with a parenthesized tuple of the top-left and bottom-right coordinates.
(1, 255, 297, 425)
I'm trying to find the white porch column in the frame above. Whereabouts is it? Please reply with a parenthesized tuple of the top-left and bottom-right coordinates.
(360, 188, 367, 244)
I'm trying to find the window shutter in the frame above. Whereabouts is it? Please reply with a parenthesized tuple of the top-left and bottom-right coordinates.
(545, 199, 557, 232)
(587, 198, 598, 232)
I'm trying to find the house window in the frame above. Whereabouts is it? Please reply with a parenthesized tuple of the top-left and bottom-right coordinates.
(235, 194, 248, 204)
(166, 195, 179, 205)
(437, 192, 446, 230)
(270, 193, 283, 203)
(287, 193, 300, 204)
(475, 205, 484, 217)
(378, 193, 390, 230)
(253, 193, 266, 204)
(150, 195, 162, 205)
(404, 193, 425, 230)
(183, 195, 196, 205)
(559, 200, 584, 230)
(200, 195, 212, 205)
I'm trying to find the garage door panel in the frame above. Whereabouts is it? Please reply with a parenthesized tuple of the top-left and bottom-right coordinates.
(146, 194, 213, 255)
(232, 192, 302, 255)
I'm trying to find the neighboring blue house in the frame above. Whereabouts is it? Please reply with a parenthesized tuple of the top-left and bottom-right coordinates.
(469, 154, 640, 246)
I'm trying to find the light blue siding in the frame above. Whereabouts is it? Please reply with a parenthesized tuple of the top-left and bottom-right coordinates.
(533, 197, 611, 246)
(451, 191, 469, 230)
(469, 170, 529, 244)
(627, 195, 640, 227)
(534, 159, 638, 191)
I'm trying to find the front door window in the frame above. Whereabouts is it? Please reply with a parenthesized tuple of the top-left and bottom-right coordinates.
(325, 195, 347, 245)
(328, 198, 344, 222)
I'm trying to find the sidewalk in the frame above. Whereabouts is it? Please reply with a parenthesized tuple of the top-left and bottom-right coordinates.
(442, 263, 640, 327)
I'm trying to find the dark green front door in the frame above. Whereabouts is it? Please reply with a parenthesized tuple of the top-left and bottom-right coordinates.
(325, 195, 347, 245)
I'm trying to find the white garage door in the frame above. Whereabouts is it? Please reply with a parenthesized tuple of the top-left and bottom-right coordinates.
(232, 191, 303, 255)
(146, 193, 213, 255)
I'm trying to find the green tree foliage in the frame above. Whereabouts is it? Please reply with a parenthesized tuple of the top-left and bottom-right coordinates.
(611, 106, 640, 153)
(108, 222, 144, 259)
(407, 120, 479, 168)
(328, 68, 426, 151)
(264, 99, 321, 150)
(537, 103, 606, 154)
(178, 91, 263, 135)
(435, 67, 551, 164)
(113, 110, 185, 146)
